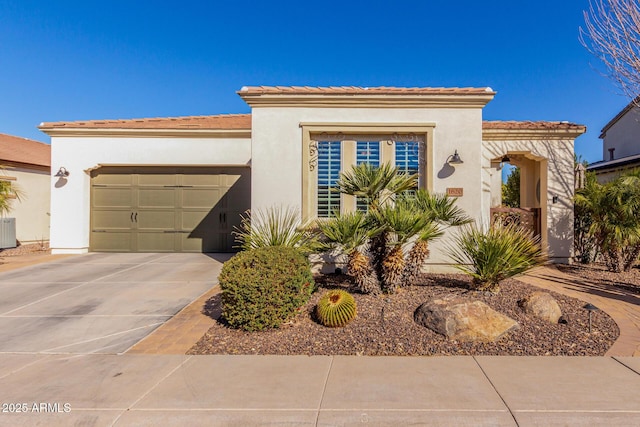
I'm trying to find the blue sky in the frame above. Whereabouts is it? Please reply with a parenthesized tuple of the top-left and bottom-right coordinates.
(0, 0, 630, 163)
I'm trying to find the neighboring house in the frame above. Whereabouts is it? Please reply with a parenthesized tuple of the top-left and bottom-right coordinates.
(587, 99, 640, 182)
(39, 86, 585, 269)
(0, 133, 51, 244)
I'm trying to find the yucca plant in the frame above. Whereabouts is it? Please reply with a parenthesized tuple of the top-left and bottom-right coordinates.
(233, 206, 319, 253)
(317, 211, 380, 294)
(446, 221, 546, 293)
(316, 289, 357, 327)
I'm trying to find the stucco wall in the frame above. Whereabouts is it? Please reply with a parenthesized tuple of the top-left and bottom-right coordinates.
(603, 107, 640, 160)
(50, 136, 251, 253)
(483, 138, 575, 263)
(251, 106, 486, 270)
(3, 165, 50, 243)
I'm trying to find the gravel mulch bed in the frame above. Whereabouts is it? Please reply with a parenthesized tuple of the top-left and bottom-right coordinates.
(556, 263, 640, 295)
(189, 273, 619, 356)
(0, 242, 50, 259)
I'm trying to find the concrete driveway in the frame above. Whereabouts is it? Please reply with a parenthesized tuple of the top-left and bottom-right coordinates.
(0, 253, 229, 354)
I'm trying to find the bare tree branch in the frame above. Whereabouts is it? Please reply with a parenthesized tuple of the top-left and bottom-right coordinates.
(581, 0, 640, 105)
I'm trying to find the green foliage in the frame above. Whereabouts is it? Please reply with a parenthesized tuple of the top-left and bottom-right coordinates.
(447, 222, 546, 293)
(316, 290, 357, 327)
(575, 169, 640, 272)
(501, 167, 520, 208)
(233, 206, 319, 254)
(335, 162, 417, 210)
(219, 246, 314, 331)
(406, 190, 473, 226)
(0, 166, 24, 215)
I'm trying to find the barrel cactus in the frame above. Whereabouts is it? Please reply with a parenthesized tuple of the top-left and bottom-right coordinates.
(316, 290, 357, 327)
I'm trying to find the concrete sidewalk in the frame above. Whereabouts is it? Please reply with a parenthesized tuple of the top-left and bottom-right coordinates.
(0, 354, 639, 426)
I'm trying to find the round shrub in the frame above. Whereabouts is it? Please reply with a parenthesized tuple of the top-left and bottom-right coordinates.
(316, 290, 357, 327)
(219, 246, 314, 331)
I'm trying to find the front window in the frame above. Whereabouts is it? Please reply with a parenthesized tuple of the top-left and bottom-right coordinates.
(317, 141, 341, 218)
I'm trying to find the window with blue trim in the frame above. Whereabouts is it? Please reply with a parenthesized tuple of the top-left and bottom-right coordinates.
(395, 141, 421, 193)
(356, 141, 380, 211)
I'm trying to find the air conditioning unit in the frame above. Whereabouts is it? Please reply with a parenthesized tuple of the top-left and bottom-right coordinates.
(0, 218, 16, 249)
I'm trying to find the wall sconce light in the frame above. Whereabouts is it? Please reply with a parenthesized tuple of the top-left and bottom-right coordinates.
(501, 154, 511, 163)
(552, 195, 559, 204)
(54, 167, 70, 178)
(447, 150, 464, 165)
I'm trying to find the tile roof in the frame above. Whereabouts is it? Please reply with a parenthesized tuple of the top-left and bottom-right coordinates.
(483, 121, 586, 131)
(0, 133, 50, 168)
(238, 86, 495, 95)
(39, 114, 251, 130)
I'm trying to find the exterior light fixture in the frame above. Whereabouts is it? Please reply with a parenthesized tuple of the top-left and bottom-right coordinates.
(501, 155, 510, 163)
(54, 167, 70, 178)
(584, 303, 599, 333)
(447, 150, 463, 164)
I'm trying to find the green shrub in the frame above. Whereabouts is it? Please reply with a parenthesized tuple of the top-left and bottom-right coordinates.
(219, 246, 314, 331)
(446, 222, 546, 293)
(316, 290, 357, 327)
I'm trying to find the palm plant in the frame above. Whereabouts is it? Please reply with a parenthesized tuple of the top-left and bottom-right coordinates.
(317, 211, 380, 294)
(399, 191, 470, 285)
(446, 221, 546, 293)
(0, 167, 23, 215)
(233, 206, 319, 254)
(575, 170, 640, 272)
(370, 203, 431, 293)
(335, 162, 417, 210)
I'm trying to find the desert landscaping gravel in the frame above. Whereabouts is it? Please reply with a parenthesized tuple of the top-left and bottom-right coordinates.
(189, 273, 619, 356)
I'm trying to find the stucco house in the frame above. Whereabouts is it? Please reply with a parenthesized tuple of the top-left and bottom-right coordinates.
(39, 86, 585, 270)
(587, 99, 640, 182)
(0, 133, 51, 245)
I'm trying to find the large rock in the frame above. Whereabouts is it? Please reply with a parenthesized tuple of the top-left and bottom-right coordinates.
(518, 291, 562, 324)
(414, 295, 519, 342)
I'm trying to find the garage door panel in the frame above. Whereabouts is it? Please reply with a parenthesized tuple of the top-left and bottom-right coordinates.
(138, 188, 175, 208)
(181, 188, 225, 209)
(93, 188, 133, 208)
(92, 210, 133, 230)
(181, 232, 228, 252)
(136, 210, 175, 230)
(91, 232, 133, 252)
(137, 232, 175, 252)
(137, 174, 176, 186)
(182, 174, 221, 187)
(91, 173, 133, 186)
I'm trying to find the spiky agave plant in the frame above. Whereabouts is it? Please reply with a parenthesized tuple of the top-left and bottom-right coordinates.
(232, 206, 320, 254)
(371, 204, 429, 293)
(317, 211, 380, 294)
(316, 289, 357, 327)
(446, 221, 546, 293)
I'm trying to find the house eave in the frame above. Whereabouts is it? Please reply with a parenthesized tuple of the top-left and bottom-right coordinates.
(482, 127, 586, 141)
(39, 127, 251, 138)
(238, 93, 496, 109)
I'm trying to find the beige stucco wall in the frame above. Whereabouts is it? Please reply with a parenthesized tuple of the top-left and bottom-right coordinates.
(49, 136, 251, 253)
(603, 107, 640, 160)
(251, 106, 486, 270)
(482, 138, 575, 263)
(3, 165, 50, 244)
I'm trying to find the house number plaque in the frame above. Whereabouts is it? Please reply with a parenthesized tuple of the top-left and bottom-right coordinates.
(446, 187, 463, 197)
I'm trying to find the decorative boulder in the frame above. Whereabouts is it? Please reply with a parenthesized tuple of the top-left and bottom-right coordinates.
(414, 295, 519, 342)
(518, 292, 562, 324)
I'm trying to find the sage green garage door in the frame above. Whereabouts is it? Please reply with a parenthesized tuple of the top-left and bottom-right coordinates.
(90, 167, 250, 252)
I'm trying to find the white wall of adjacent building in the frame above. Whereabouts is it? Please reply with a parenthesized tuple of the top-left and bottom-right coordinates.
(3, 165, 50, 244)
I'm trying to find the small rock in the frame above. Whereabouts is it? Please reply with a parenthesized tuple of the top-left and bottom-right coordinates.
(414, 295, 519, 342)
(518, 292, 562, 324)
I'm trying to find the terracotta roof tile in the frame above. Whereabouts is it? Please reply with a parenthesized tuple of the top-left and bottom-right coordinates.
(0, 133, 50, 168)
(238, 86, 495, 95)
(39, 114, 251, 130)
(482, 121, 586, 131)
